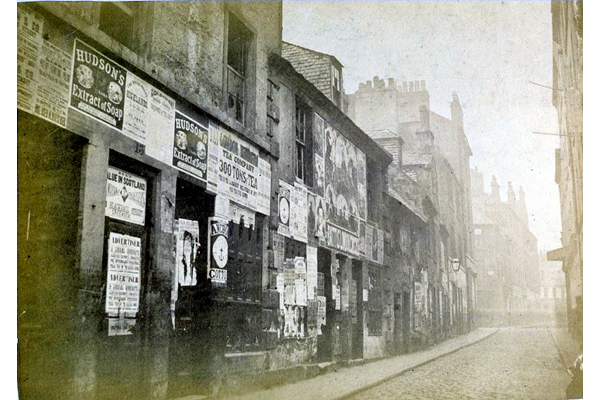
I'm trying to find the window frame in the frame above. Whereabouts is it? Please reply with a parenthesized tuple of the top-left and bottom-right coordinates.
(224, 12, 254, 126)
(98, 2, 145, 52)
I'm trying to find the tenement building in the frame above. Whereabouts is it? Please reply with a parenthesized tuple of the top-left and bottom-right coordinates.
(18, 3, 484, 399)
(348, 76, 478, 336)
(546, 0, 583, 346)
(470, 169, 541, 326)
(18, 2, 282, 398)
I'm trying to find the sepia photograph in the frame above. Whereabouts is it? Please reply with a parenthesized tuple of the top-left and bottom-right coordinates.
(16, 1, 585, 399)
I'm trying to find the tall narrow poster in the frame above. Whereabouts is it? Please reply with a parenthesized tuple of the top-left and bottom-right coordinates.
(208, 217, 229, 284)
(105, 232, 141, 317)
(306, 246, 318, 300)
(292, 183, 308, 243)
(176, 219, 200, 286)
(70, 39, 127, 130)
(172, 111, 209, 180)
(278, 180, 292, 238)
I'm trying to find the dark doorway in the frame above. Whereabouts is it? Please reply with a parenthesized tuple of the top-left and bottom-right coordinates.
(402, 290, 411, 352)
(316, 248, 332, 362)
(351, 259, 363, 359)
(168, 178, 215, 398)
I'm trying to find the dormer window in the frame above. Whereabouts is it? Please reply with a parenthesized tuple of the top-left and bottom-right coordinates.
(332, 65, 341, 107)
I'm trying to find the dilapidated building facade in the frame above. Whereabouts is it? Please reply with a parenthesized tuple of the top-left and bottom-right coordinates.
(18, 3, 484, 399)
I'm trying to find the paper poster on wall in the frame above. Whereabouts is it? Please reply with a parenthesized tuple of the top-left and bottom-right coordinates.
(278, 180, 292, 237)
(313, 114, 325, 196)
(324, 123, 367, 235)
(176, 219, 200, 286)
(122, 72, 177, 166)
(276, 274, 285, 310)
(326, 224, 360, 256)
(207, 123, 270, 215)
(317, 295, 326, 334)
(108, 318, 137, 337)
(172, 111, 209, 180)
(105, 232, 141, 316)
(208, 217, 229, 284)
(414, 282, 423, 312)
(291, 183, 307, 242)
(306, 246, 318, 300)
(317, 272, 325, 297)
(273, 232, 285, 270)
(70, 39, 127, 130)
(307, 193, 326, 244)
(105, 167, 147, 226)
(17, 8, 71, 128)
(283, 305, 304, 338)
(295, 279, 307, 307)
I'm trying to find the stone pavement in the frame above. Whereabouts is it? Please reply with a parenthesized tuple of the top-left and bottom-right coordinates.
(171, 328, 498, 400)
(548, 326, 581, 371)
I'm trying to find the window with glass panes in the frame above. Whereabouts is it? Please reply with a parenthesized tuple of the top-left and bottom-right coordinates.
(296, 104, 306, 181)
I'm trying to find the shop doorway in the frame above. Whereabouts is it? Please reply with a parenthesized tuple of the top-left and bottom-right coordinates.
(168, 177, 215, 398)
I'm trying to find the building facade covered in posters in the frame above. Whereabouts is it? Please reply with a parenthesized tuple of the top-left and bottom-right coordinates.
(17, 3, 483, 399)
(18, 2, 281, 398)
(546, 0, 583, 347)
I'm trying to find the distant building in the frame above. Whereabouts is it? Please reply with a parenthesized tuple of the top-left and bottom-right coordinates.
(470, 169, 540, 326)
(538, 251, 567, 325)
(546, 0, 583, 346)
(348, 77, 477, 335)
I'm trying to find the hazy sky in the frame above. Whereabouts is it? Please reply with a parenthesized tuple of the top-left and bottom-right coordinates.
(283, 0, 561, 251)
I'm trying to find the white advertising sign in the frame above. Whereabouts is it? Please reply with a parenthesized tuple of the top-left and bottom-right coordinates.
(105, 232, 141, 316)
(106, 167, 147, 226)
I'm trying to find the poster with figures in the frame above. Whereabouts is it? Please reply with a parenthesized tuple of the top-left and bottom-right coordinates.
(313, 114, 326, 196)
(176, 219, 200, 286)
(291, 183, 308, 243)
(324, 122, 367, 236)
(306, 246, 318, 300)
(307, 193, 326, 244)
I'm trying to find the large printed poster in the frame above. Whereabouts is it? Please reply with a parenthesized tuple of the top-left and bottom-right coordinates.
(176, 219, 200, 286)
(123, 72, 176, 164)
(208, 217, 229, 284)
(70, 39, 127, 130)
(207, 123, 271, 215)
(172, 111, 209, 180)
(324, 122, 367, 235)
(105, 232, 141, 316)
(105, 167, 147, 226)
(17, 7, 71, 128)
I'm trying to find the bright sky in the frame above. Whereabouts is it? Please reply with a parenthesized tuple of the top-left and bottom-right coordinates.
(283, 0, 562, 251)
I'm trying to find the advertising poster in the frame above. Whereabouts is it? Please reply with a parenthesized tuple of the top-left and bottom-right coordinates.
(172, 111, 209, 180)
(105, 167, 147, 226)
(283, 259, 296, 305)
(207, 123, 270, 215)
(291, 183, 308, 243)
(414, 282, 423, 312)
(326, 225, 360, 256)
(122, 71, 176, 164)
(276, 274, 285, 310)
(307, 299, 318, 337)
(273, 232, 285, 270)
(283, 305, 304, 338)
(317, 272, 325, 297)
(324, 123, 367, 235)
(208, 217, 229, 284)
(17, 7, 44, 114)
(176, 219, 200, 286)
(230, 202, 255, 228)
(295, 279, 307, 307)
(313, 114, 325, 196)
(306, 246, 318, 300)
(108, 317, 137, 337)
(105, 232, 141, 316)
(17, 8, 71, 128)
(317, 296, 326, 334)
(70, 39, 127, 130)
(278, 180, 292, 237)
(307, 193, 326, 244)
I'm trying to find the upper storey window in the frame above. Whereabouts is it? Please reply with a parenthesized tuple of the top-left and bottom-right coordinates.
(226, 13, 253, 124)
(99, 2, 142, 51)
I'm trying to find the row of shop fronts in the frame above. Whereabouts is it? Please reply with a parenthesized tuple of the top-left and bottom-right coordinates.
(17, 3, 475, 399)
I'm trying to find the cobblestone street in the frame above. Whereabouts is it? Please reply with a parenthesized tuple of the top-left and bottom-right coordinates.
(347, 327, 572, 400)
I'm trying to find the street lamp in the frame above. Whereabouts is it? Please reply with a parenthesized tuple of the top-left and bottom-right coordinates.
(451, 258, 460, 272)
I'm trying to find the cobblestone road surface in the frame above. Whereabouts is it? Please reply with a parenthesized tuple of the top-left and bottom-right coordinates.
(347, 327, 571, 400)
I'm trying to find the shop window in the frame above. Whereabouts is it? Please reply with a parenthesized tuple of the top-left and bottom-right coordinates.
(226, 13, 252, 124)
(99, 2, 143, 51)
